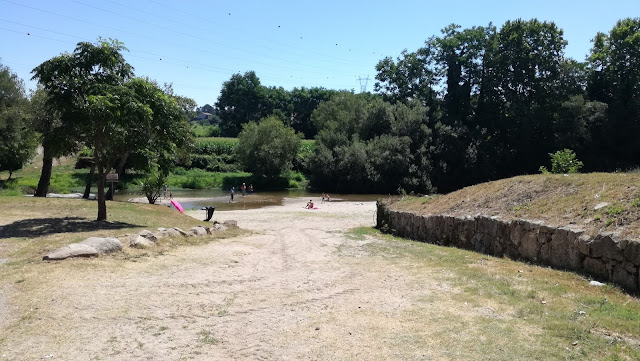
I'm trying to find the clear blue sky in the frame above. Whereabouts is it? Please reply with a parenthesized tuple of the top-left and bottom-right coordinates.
(1, 0, 638, 107)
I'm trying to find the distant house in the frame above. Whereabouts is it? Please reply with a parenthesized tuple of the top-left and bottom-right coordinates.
(195, 112, 212, 120)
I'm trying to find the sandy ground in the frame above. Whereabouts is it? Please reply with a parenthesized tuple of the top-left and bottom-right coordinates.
(0, 198, 456, 360)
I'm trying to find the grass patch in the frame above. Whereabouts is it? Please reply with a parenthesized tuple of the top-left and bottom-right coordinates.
(196, 330, 220, 345)
(351, 226, 640, 360)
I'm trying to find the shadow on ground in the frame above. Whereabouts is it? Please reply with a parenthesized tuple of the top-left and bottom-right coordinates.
(0, 217, 140, 239)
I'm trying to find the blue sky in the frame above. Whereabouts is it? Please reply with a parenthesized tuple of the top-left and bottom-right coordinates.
(1, 0, 638, 107)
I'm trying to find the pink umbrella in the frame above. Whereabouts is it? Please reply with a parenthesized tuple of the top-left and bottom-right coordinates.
(170, 200, 184, 213)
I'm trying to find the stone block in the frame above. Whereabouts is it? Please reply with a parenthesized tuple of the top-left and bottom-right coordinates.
(583, 257, 608, 279)
(80, 237, 122, 254)
(43, 243, 98, 261)
(624, 240, 640, 266)
(590, 233, 624, 261)
(130, 235, 155, 248)
(137, 229, 158, 241)
(611, 263, 638, 292)
(190, 226, 208, 236)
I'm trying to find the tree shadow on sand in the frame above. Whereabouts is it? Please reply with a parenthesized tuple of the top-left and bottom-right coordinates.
(0, 217, 140, 239)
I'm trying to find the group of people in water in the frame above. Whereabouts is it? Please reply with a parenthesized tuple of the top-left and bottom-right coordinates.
(229, 182, 253, 203)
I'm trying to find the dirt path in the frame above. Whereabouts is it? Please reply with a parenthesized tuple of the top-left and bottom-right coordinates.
(4, 198, 452, 360)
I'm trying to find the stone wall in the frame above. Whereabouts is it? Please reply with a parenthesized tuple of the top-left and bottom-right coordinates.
(377, 201, 640, 293)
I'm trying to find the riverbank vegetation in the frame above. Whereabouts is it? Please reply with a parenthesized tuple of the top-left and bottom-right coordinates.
(1, 18, 639, 209)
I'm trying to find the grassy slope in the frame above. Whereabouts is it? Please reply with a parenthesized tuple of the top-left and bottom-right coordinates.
(0, 197, 242, 273)
(393, 173, 640, 239)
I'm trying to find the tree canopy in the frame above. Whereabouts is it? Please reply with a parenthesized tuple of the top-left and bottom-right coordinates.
(32, 39, 192, 220)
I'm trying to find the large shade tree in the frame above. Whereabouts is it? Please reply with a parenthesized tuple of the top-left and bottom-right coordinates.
(0, 62, 37, 179)
(32, 39, 191, 221)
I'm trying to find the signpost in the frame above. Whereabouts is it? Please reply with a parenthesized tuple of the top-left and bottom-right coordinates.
(106, 173, 118, 200)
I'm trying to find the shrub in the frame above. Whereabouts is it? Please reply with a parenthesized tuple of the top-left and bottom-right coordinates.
(547, 149, 583, 174)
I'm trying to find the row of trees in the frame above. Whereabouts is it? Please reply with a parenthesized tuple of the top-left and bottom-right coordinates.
(215, 71, 341, 138)
(369, 18, 639, 191)
(1, 39, 194, 220)
(213, 18, 639, 194)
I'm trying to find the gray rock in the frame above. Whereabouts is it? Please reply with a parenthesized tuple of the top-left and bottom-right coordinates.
(43, 243, 98, 261)
(138, 230, 158, 241)
(589, 280, 605, 287)
(157, 227, 167, 232)
(166, 228, 183, 237)
(80, 237, 122, 254)
(222, 220, 238, 228)
(153, 230, 170, 240)
(171, 227, 189, 237)
(624, 240, 640, 266)
(190, 226, 208, 236)
(590, 233, 624, 262)
(130, 235, 156, 248)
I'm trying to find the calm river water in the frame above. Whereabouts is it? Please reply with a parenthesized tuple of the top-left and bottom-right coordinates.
(113, 189, 386, 212)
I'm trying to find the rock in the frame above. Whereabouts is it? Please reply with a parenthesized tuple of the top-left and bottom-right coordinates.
(43, 243, 98, 261)
(170, 227, 189, 237)
(624, 240, 640, 266)
(80, 237, 122, 254)
(190, 226, 208, 236)
(590, 232, 624, 261)
(594, 202, 609, 211)
(153, 230, 170, 240)
(589, 280, 605, 287)
(157, 227, 167, 231)
(130, 235, 156, 248)
(166, 228, 183, 237)
(222, 220, 238, 228)
(137, 230, 158, 241)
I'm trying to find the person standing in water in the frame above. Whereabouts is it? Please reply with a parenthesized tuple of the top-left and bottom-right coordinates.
(229, 187, 235, 203)
(241, 182, 246, 196)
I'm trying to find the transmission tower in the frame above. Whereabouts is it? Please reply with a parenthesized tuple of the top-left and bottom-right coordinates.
(357, 76, 370, 93)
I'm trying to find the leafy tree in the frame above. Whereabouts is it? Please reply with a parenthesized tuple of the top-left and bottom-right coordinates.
(32, 39, 191, 221)
(235, 116, 302, 178)
(216, 71, 265, 137)
(290, 87, 339, 138)
(0, 63, 37, 179)
(587, 18, 640, 169)
(30, 88, 76, 196)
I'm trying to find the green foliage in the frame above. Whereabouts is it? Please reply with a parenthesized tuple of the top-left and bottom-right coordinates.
(191, 123, 220, 137)
(548, 149, 584, 174)
(235, 116, 302, 178)
(631, 198, 640, 208)
(140, 169, 167, 204)
(0, 62, 38, 177)
(32, 39, 192, 220)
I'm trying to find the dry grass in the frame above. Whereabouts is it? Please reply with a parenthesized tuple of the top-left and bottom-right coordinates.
(351, 227, 640, 360)
(393, 173, 640, 239)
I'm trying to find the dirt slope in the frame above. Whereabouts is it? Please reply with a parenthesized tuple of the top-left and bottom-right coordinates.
(392, 173, 640, 239)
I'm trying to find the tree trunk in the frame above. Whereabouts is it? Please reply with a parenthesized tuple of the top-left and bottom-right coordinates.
(35, 146, 53, 197)
(8, 171, 12, 180)
(97, 168, 107, 221)
(83, 163, 95, 199)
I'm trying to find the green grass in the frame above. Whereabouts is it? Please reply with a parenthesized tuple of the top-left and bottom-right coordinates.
(347, 227, 640, 360)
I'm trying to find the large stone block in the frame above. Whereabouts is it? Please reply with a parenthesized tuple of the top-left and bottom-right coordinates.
(624, 240, 640, 266)
(590, 232, 624, 262)
(583, 257, 608, 279)
(137, 229, 158, 241)
(130, 235, 155, 248)
(611, 263, 638, 292)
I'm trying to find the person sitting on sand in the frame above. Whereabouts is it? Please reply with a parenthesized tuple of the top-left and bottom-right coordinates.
(305, 199, 314, 209)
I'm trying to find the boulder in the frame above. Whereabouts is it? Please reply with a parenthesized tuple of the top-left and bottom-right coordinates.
(130, 235, 156, 248)
(166, 228, 183, 237)
(170, 227, 189, 237)
(43, 243, 98, 261)
(80, 237, 122, 254)
(190, 226, 208, 236)
(590, 232, 624, 262)
(137, 230, 158, 241)
(222, 220, 238, 228)
(153, 230, 170, 240)
(624, 240, 640, 266)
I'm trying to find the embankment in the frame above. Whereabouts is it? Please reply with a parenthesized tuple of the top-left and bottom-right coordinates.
(377, 201, 640, 293)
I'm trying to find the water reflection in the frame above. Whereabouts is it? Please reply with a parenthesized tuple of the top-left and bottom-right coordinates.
(113, 189, 385, 212)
